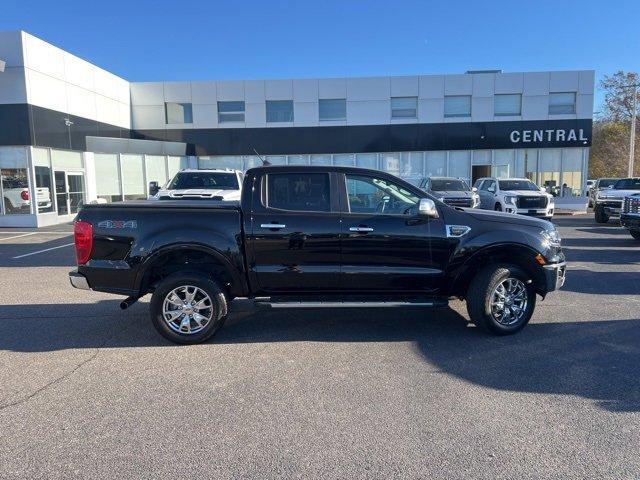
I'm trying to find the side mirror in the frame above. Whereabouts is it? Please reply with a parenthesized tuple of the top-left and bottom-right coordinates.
(418, 198, 439, 218)
(149, 181, 159, 196)
(472, 187, 478, 192)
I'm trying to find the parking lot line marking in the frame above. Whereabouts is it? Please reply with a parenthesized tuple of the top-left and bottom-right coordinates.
(12, 242, 75, 259)
(0, 232, 39, 241)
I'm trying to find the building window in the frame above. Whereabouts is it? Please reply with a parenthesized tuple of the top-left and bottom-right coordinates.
(444, 95, 471, 117)
(391, 97, 418, 118)
(94, 153, 121, 203)
(0, 147, 30, 215)
(33, 148, 54, 213)
(549, 92, 576, 115)
(494, 94, 521, 116)
(319, 99, 346, 121)
(266, 100, 294, 123)
(120, 154, 146, 201)
(165, 102, 193, 124)
(218, 101, 245, 123)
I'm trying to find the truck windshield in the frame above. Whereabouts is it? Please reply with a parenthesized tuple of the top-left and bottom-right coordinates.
(167, 172, 239, 190)
(430, 179, 469, 191)
(598, 178, 618, 188)
(498, 180, 539, 191)
(613, 178, 640, 190)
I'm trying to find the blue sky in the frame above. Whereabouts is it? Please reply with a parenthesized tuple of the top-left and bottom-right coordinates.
(2, 0, 639, 109)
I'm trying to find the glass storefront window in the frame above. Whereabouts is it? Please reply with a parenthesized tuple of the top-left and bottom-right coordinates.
(120, 154, 145, 201)
(51, 150, 83, 170)
(287, 155, 309, 165)
(449, 151, 471, 182)
(310, 154, 331, 166)
(33, 148, 54, 213)
(380, 153, 400, 176)
(472, 150, 491, 165)
(168, 156, 189, 179)
(539, 149, 562, 196)
(561, 149, 584, 197)
(266, 156, 286, 165)
(518, 149, 538, 184)
(146, 155, 168, 189)
(400, 152, 423, 181)
(356, 153, 377, 169)
(0, 147, 29, 215)
(243, 156, 262, 170)
(333, 154, 354, 166)
(493, 150, 515, 178)
(425, 151, 446, 177)
(95, 153, 121, 203)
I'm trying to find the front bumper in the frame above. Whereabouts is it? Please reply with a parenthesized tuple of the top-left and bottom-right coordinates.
(69, 271, 91, 290)
(621, 213, 640, 230)
(542, 262, 566, 292)
(504, 205, 554, 218)
(597, 200, 623, 216)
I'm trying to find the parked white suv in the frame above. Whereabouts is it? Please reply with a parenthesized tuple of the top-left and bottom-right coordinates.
(474, 177, 555, 220)
(149, 169, 243, 201)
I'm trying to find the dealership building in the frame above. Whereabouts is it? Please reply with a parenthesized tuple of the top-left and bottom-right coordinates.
(0, 30, 594, 227)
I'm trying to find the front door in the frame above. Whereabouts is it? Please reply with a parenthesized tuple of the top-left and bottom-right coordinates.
(55, 171, 85, 216)
(247, 171, 342, 293)
(339, 172, 447, 293)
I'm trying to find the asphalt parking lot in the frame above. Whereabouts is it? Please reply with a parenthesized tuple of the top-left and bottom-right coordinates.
(0, 216, 638, 479)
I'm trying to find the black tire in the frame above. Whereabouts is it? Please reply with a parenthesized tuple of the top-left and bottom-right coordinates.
(466, 265, 536, 335)
(594, 206, 609, 224)
(150, 272, 228, 344)
(494, 203, 502, 211)
(630, 230, 640, 241)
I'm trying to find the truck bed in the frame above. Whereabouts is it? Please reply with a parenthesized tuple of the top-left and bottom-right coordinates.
(82, 200, 240, 210)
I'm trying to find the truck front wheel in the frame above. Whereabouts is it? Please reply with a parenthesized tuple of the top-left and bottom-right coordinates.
(150, 272, 228, 344)
(466, 265, 536, 335)
(594, 206, 609, 223)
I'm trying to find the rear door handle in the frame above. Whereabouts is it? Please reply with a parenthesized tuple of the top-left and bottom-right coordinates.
(261, 223, 286, 229)
(349, 226, 374, 232)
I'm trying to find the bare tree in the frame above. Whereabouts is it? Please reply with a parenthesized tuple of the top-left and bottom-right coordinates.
(599, 71, 639, 122)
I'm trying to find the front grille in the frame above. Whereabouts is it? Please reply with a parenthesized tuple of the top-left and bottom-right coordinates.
(623, 196, 640, 213)
(444, 197, 473, 207)
(517, 196, 547, 208)
(601, 200, 623, 208)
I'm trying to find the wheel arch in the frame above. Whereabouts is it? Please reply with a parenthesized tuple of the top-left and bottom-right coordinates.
(135, 243, 247, 298)
(450, 243, 546, 298)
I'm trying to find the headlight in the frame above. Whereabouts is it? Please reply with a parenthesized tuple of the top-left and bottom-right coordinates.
(472, 193, 480, 206)
(540, 227, 561, 247)
(504, 195, 517, 205)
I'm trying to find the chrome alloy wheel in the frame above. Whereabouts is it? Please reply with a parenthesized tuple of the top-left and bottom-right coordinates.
(490, 278, 528, 326)
(162, 285, 214, 335)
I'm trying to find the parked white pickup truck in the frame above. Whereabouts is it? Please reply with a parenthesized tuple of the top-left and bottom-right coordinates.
(2, 176, 51, 213)
(148, 169, 243, 201)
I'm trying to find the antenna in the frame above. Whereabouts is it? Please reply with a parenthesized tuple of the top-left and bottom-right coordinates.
(253, 148, 271, 166)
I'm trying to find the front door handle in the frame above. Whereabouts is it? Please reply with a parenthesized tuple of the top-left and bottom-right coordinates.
(261, 223, 286, 230)
(349, 226, 374, 232)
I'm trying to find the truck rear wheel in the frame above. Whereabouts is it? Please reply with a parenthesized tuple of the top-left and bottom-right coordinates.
(466, 265, 536, 335)
(594, 206, 609, 223)
(150, 273, 228, 344)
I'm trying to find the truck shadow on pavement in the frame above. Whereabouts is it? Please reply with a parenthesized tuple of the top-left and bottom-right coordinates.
(1, 300, 637, 413)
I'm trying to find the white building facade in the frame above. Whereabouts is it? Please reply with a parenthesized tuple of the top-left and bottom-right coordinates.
(0, 30, 594, 227)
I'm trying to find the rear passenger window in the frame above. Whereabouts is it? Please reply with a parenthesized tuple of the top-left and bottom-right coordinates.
(267, 173, 331, 212)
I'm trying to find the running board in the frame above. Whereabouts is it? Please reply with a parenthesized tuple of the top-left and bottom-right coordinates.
(255, 299, 448, 309)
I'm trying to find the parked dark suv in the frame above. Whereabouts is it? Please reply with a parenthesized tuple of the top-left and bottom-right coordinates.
(419, 177, 480, 208)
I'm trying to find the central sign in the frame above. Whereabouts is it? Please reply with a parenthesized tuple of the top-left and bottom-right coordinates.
(510, 128, 589, 144)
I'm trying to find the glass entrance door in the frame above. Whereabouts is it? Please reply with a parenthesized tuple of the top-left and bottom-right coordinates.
(54, 171, 85, 216)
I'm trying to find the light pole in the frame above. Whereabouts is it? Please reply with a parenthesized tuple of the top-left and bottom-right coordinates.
(629, 83, 638, 177)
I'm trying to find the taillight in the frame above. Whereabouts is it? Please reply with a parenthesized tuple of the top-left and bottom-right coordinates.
(20, 190, 29, 201)
(74, 221, 93, 265)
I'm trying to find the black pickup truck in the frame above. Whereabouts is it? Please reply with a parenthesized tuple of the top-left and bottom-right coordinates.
(70, 165, 566, 344)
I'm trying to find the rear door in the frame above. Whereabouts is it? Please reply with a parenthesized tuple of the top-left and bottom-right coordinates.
(246, 170, 342, 293)
(338, 172, 447, 293)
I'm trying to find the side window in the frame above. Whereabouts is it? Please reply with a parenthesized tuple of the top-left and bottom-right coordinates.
(266, 173, 330, 212)
(346, 174, 419, 215)
(486, 180, 496, 193)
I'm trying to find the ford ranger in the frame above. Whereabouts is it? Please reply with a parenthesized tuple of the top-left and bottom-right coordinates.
(70, 165, 566, 344)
